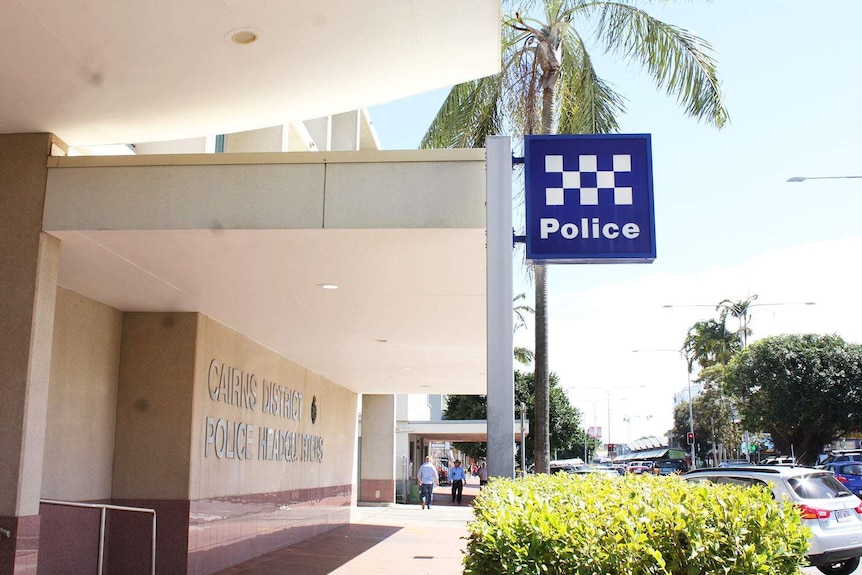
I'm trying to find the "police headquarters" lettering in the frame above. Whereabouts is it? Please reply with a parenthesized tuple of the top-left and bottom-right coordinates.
(203, 359, 323, 463)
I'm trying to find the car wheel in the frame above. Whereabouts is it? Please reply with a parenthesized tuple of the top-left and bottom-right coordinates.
(817, 557, 860, 575)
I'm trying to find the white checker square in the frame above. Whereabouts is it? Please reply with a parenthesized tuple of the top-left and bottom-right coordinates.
(613, 155, 631, 172)
(562, 171, 581, 188)
(545, 155, 564, 173)
(579, 155, 597, 172)
(580, 188, 598, 205)
(546, 188, 565, 206)
(614, 187, 633, 205)
(596, 171, 616, 188)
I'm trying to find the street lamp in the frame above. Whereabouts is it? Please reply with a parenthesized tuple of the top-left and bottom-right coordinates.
(632, 349, 696, 469)
(571, 399, 602, 463)
(787, 175, 862, 182)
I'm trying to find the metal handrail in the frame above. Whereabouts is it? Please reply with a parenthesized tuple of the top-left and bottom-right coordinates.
(40, 499, 156, 575)
(0, 527, 10, 538)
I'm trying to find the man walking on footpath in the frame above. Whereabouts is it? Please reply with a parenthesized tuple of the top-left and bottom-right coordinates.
(450, 460, 466, 504)
(418, 456, 438, 509)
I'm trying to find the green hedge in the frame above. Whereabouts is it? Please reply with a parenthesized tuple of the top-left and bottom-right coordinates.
(464, 473, 809, 575)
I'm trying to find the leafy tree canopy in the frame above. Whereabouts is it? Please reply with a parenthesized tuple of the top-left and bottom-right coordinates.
(724, 334, 862, 465)
(443, 371, 589, 462)
(672, 367, 739, 461)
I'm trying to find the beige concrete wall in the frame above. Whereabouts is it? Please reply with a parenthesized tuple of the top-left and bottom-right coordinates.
(42, 288, 122, 501)
(113, 313, 197, 500)
(112, 311, 357, 501)
(360, 395, 395, 480)
(0, 133, 60, 517)
(190, 315, 358, 500)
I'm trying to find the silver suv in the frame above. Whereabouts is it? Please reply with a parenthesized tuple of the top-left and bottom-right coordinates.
(684, 465, 862, 575)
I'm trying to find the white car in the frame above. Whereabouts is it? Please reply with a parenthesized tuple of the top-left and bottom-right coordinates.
(684, 465, 862, 575)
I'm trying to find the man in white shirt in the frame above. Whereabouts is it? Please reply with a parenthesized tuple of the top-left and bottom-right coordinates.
(417, 456, 438, 509)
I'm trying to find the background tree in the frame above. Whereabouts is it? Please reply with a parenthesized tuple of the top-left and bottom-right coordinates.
(515, 370, 583, 463)
(423, 0, 728, 474)
(683, 319, 740, 369)
(443, 370, 584, 462)
(672, 368, 737, 462)
(717, 294, 759, 347)
(680, 315, 741, 462)
(724, 334, 862, 465)
(514, 292, 535, 365)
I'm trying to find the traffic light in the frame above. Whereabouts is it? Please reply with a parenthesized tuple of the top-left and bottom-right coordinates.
(686, 432, 694, 445)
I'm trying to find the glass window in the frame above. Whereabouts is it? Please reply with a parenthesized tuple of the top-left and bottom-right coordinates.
(840, 464, 862, 476)
(788, 473, 851, 499)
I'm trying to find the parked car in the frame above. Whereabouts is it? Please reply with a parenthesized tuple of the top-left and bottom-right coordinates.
(652, 458, 688, 475)
(821, 451, 862, 467)
(824, 462, 862, 497)
(718, 459, 751, 467)
(683, 465, 862, 575)
(567, 465, 619, 477)
(762, 456, 797, 465)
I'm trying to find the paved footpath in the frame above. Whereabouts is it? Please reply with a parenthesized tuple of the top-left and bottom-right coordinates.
(216, 482, 478, 575)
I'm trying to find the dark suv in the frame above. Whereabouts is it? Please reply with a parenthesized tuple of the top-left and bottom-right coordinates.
(652, 458, 687, 475)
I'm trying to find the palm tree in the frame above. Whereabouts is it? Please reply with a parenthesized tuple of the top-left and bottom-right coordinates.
(682, 319, 740, 370)
(422, 0, 729, 474)
(717, 294, 759, 347)
(513, 292, 535, 365)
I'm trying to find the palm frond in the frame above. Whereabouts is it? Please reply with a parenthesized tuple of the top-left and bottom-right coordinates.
(583, 1, 729, 128)
(515, 346, 535, 365)
(557, 28, 625, 134)
(420, 75, 505, 149)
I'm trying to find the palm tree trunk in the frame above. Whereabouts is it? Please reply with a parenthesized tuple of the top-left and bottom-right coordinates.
(533, 58, 560, 475)
(533, 264, 550, 473)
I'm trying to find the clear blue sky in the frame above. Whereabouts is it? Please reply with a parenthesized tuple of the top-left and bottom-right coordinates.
(369, 1, 862, 446)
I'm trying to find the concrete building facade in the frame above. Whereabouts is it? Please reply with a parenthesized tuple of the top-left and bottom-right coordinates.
(0, 2, 506, 572)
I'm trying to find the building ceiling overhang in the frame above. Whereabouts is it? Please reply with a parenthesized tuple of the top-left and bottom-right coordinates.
(45, 149, 491, 396)
(1, 0, 501, 147)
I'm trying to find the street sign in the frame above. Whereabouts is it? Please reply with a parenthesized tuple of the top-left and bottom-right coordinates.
(524, 134, 656, 263)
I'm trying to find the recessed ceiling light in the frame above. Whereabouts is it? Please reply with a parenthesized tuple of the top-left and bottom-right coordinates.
(227, 28, 261, 46)
(375, 339, 388, 343)
(317, 283, 339, 290)
(402, 366, 413, 371)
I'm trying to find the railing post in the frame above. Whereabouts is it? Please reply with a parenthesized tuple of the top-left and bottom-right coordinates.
(40, 499, 156, 575)
(98, 506, 106, 575)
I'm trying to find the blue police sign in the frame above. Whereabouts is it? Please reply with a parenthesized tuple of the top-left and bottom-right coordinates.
(524, 134, 656, 263)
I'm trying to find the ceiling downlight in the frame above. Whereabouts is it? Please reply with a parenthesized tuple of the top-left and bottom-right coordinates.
(227, 28, 261, 46)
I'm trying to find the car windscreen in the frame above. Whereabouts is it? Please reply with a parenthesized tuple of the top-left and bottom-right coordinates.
(787, 473, 854, 499)
(839, 464, 862, 476)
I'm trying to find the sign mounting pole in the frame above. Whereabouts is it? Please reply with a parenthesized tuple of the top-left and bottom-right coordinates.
(486, 136, 515, 479)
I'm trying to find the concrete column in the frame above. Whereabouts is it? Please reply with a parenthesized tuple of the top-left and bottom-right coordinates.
(359, 395, 395, 504)
(330, 111, 360, 151)
(486, 136, 515, 479)
(0, 133, 61, 574)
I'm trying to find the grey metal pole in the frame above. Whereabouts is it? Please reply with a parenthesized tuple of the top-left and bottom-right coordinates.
(687, 368, 696, 469)
(486, 136, 515, 479)
(520, 402, 526, 475)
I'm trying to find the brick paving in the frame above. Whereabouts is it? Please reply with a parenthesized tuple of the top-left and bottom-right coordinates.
(215, 481, 480, 575)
